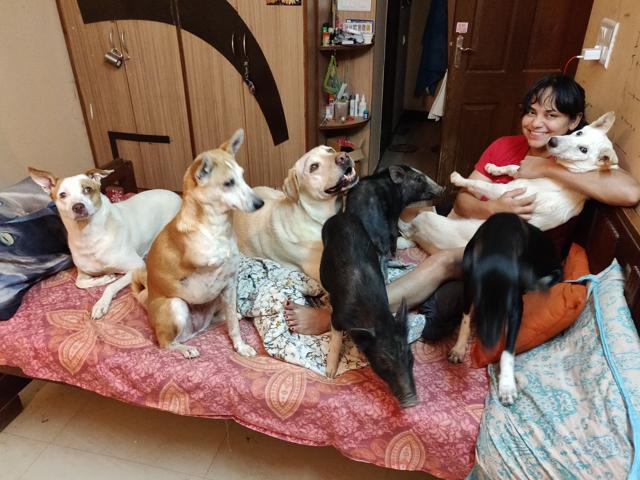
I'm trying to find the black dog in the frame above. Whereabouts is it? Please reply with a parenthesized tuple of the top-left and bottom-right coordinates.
(320, 165, 444, 407)
(460, 213, 562, 404)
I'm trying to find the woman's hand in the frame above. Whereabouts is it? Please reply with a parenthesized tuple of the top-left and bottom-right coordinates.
(515, 155, 557, 179)
(493, 188, 536, 219)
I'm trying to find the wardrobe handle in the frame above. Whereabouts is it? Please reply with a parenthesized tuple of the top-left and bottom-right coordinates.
(231, 32, 236, 56)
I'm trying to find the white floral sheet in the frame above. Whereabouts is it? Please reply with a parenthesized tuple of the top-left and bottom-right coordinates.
(469, 261, 640, 479)
(236, 256, 425, 376)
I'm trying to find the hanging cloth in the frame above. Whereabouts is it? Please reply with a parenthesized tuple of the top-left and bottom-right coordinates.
(415, 0, 448, 97)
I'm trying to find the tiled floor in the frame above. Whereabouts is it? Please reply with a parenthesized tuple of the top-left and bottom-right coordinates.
(1, 381, 437, 480)
(378, 114, 441, 179)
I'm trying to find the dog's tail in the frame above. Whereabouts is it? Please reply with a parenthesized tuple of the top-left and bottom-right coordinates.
(131, 267, 148, 309)
(473, 262, 518, 349)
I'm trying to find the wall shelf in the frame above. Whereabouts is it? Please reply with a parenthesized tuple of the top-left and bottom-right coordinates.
(319, 116, 370, 131)
(319, 43, 373, 52)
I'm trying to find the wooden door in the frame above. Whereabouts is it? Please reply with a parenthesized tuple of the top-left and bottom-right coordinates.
(236, 1, 306, 188)
(57, 0, 142, 170)
(438, 0, 594, 185)
(117, 19, 193, 190)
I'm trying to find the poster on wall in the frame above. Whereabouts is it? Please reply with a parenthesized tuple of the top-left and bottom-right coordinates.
(266, 0, 302, 5)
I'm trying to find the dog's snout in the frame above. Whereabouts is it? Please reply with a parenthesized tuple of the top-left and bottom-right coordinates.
(548, 137, 558, 148)
(72, 203, 86, 214)
(335, 152, 351, 166)
(253, 197, 264, 211)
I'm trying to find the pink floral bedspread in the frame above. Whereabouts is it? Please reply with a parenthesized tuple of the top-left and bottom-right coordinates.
(0, 265, 488, 479)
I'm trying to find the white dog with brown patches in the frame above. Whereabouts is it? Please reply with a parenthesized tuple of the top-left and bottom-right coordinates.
(233, 145, 358, 281)
(401, 112, 619, 253)
(131, 129, 264, 359)
(28, 166, 181, 319)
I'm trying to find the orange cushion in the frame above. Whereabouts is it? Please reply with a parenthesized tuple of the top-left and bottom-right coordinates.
(470, 243, 590, 368)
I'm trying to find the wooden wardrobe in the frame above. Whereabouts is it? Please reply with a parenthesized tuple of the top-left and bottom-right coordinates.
(57, 0, 307, 191)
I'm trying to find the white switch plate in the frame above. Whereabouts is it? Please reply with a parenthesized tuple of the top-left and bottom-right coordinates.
(596, 18, 619, 69)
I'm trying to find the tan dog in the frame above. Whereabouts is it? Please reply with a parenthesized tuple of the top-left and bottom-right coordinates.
(132, 129, 264, 358)
(233, 146, 358, 280)
(28, 166, 181, 319)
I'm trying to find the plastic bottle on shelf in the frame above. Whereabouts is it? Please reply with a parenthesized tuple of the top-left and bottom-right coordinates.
(354, 94, 360, 117)
(349, 95, 356, 117)
(325, 94, 334, 120)
(359, 95, 367, 118)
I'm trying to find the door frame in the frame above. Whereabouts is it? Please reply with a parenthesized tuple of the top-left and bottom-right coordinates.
(370, 0, 455, 174)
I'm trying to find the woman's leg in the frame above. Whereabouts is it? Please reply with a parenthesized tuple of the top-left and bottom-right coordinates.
(285, 248, 463, 334)
(388, 248, 463, 311)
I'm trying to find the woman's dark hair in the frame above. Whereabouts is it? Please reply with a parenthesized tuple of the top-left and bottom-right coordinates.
(522, 74, 587, 130)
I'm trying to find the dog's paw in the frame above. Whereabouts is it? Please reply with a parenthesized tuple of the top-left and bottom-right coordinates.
(179, 345, 201, 359)
(449, 171, 464, 186)
(484, 163, 500, 176)
(498, 377, 518, 405)
(236, 343, 256, 357)
(448, 346, 466, 364)
(91, 299, 111, 319)
(396, 236, 416, 249)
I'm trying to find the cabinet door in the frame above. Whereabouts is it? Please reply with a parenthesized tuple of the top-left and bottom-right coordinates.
(57, 0, 142, 170)
(180, 0, 249, 174)
(117, 19, 193, 190)
(237, 2, 306, 188)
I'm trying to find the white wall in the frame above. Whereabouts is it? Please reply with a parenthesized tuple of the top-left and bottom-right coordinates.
(0, 0, 93, 189)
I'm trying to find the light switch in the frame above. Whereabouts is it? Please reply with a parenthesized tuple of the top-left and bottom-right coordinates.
(596, 18, 619, 69)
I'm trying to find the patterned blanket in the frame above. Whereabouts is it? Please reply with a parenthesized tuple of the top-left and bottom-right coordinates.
(470, 261, 640, 479)
(237, 255, 425, 376)
(0, 248, 488, 479)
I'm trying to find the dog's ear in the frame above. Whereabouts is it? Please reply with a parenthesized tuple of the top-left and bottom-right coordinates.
(85, 169, 114, 183)
(194, 154, 215, 184)
(348, 327, 376, 348)
(590, 111, 615, 134)
(388, 165, 406, 184)
(28, 167, 58, 194)
(220, 128, 245, 156)
(282, 167, 300, 201)
(597, 145, 619, 168)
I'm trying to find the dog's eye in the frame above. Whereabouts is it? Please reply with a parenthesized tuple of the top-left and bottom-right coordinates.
(59, 192, 67, 199)
(223, 179, 235, 188)
(309, 163, 319, 172)
(576, 131, 583, 136)
(82, 186, 93, 194)
(579, 146, 588, 154)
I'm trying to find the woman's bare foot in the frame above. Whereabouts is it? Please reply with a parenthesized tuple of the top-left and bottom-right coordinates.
(284, 300, 331, 335)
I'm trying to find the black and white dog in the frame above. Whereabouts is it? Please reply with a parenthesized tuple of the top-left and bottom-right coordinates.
(454, 213, 563, 404)
(320, 165, 444, 407)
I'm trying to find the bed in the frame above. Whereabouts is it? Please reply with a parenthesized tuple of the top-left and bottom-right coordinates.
(1, 164, 639, 479)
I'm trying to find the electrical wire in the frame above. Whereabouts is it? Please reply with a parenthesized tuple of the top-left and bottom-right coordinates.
(563, 55, 583, 75)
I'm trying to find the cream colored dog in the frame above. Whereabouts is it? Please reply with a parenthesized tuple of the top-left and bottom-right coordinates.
(28, 166, 181, 319)
(233, 145, 358, 281)
(132, 129, 263, 359)
(401, 112, 618, 253)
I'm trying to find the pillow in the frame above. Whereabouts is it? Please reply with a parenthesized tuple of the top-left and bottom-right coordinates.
(470, 243, 589, 367)
(0, 178, 72, 320)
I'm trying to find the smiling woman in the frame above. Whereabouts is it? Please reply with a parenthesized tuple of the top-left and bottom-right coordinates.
(453, 73, 640, 227)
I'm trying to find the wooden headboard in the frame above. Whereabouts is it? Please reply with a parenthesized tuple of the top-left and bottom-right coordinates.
(578, 202, 640, 332)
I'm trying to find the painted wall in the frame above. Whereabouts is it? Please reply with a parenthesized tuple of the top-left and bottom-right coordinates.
(0, 0, 93, 189)
(576, 0, 640, 179)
